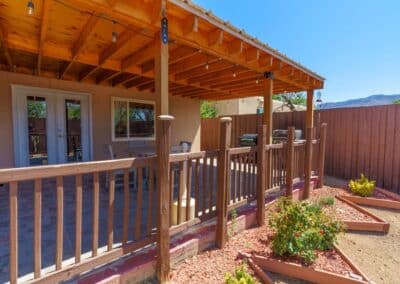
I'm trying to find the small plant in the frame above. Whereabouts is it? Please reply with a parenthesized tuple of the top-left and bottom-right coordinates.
(225, 264, 259, 284)
(318, 196, 335, 206)
(269, 198, 343, 264)
(228, 208, 238, 240)
(349, 174, 376, 197)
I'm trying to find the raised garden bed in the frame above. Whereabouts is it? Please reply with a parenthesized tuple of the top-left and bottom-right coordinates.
(307, 187, 390, 233)
(339, 187, 400, 210)
(241, 245, 369, 284)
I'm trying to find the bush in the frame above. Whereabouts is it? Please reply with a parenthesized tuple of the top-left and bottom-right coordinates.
(225, 264, 259, 284)
(349, 174, 375, 197)
(318, 196, 335, 206)
(269, 198, 343, 264)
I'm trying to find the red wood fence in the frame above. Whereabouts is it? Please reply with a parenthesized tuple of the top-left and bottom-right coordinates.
(201, 104, 400, 193)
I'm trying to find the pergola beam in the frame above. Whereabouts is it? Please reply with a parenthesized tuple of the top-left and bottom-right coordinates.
(99, 29, 136, 65)
(122, 41, 155, 70)
(37, 0, 52, 75)
(60, 14, 99, 78)
(0, 24, 13, 69)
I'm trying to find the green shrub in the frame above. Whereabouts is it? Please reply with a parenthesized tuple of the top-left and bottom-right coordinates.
(225, 264, 259, 284)
(269, 198, 343, 264)
(318, 196, 335, 206)
(349, 174, 375, 197)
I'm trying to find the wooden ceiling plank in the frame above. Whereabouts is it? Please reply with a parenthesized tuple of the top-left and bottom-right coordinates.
(174, 60, 231, 81)
(228, 39, 244, 55)
(60, 14, 99, 79)
(96, 70, 122, 84)
(122, 41, 155, 70)
(99, 29, 136, 65)
(37, 0, 52, 75)
(112, 73, 138, 86)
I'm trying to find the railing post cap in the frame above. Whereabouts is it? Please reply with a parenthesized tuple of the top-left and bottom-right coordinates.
(220, 116, 232, 122)
(158, 115, 175, 121)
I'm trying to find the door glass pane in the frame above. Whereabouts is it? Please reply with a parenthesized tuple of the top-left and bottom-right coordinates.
(114, 100, 128, 138)
(27, 96, 48, 166)
(65, 99, 82, 162)
(129, 102, 154, 138)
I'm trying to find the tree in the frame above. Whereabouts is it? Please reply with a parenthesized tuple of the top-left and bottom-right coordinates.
(200, 101, 218, 118)
(393, 99, 400, 104)
(273, 92, 307, 111)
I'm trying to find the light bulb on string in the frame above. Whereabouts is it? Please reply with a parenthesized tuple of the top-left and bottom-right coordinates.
(112, 21, 117, 43)
(27, 0, 34, 15)
(232, 71, 237, 78)
(205, 62, 209, 70)
(256, 79, 259, 84)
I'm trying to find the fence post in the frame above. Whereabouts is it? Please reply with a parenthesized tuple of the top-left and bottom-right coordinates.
(303, 127, 313, 199)
(257, 124, 267, 226)
(216, 117, 231, 248)
(156, 115, 174, 283)
(317, 123, 327, 188)
(285, 127, 295, 198)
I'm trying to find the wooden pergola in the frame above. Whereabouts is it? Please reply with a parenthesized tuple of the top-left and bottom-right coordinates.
(0, 1, 324, 282)
(0, 0, 323, 118)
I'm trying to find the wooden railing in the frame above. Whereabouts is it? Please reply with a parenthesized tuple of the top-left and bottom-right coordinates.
(0, 120, 327, 284)
(0, 156, 157, 283)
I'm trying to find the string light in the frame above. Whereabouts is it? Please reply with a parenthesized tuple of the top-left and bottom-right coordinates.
(205, 62, 209, 70)
(111, 21, 117, 43)
(232, 64, 237, 78)
(256, 79, 259, 84)
(27, 0, 34, 15)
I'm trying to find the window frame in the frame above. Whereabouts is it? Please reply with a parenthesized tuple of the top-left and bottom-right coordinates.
(111, 96, 156, 141)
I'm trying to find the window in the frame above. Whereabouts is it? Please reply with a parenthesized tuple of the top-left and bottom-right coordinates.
(112, 97, 155, 140)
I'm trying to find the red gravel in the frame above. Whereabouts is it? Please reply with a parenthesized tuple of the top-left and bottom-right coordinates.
(309, 187, 377, 222)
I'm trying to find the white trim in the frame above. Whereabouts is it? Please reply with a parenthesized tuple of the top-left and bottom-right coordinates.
(11, 85, 93, 166)
(111, 96, 156, 142)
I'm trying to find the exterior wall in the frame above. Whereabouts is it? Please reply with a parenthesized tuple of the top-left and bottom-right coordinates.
(0, 71, 200, 168)
(215, 97, 261, 116)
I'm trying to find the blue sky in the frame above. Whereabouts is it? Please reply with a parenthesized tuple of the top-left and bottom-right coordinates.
(192, 0, 400, 102)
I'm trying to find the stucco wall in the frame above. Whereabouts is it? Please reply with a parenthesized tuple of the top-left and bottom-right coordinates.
(0, 71, 200, 168)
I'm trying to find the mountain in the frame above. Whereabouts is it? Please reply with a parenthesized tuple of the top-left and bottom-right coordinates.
(319, 94, 400, 109)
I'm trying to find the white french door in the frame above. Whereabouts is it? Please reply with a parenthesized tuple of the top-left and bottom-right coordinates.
(12, 85, 92, 167)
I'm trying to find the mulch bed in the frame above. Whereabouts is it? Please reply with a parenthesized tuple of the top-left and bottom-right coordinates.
(170, 187, 366, 284)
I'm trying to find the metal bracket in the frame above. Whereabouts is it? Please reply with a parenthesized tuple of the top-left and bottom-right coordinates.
(263, 72, 274, 79)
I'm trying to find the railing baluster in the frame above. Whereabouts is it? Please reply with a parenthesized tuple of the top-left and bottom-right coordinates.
(147, 167, 154, 236)
(178, 162, 183, 224)
(186, 160, 192, 222)
(75, 174, 82, 264)
(56, 176, 63, 270)
(107, 171, 115, 251)
(238, 155, 243, 200)
(169, 168, 174, 225)
(9, 181, 18, 284)
(92, 172, 99, 257)
(135, 168, 143, 240)
(123, 169, 130, 243)
(202, 156, 207, 215)
(34, 179, 42, 278)
(208, 155, 214, 212)
(194, 158, 200, 217)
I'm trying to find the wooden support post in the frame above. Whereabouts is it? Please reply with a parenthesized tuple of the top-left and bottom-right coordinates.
(257, 124, 267, 226)
(285, 127, 295, 197)
(317, 123, 327, 188)
(263, 73, 274, 143)
(303, 128, 313, 199)
(304, 89, 314, 198)
(216, 117, 232, 248)
(263, 73, 274, 189)
(156, 115, 174, 283)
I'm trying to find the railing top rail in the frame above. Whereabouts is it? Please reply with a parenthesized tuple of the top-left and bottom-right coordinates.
(0, 156, 157, 183)
(169, 151, 207, 162)
(228, 146, 256, 155)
